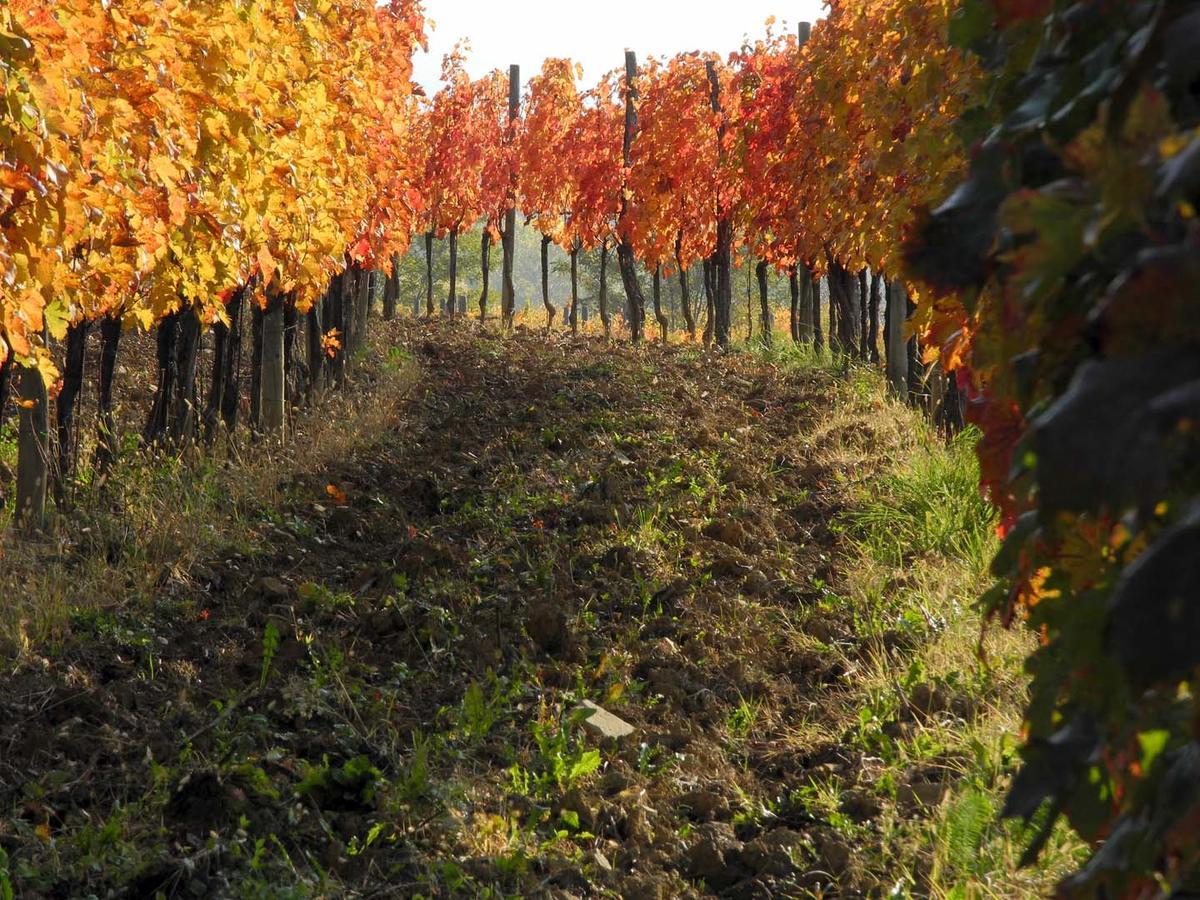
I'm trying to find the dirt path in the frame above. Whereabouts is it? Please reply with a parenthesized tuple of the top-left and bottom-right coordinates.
(0, 322, 928, 898)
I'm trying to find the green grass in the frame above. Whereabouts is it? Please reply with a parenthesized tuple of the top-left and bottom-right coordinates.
(837, 417, 1086, 898)
(744, 343, 1086, 897)
(845, 426, 996, 576)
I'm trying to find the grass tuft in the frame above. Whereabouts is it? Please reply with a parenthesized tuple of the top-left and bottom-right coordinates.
(845, 427, 996, 577)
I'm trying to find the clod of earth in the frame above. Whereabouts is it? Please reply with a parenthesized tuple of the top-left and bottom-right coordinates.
(687, 822, 746, 890)
(526, 598, 573, 655)
(255, 575, 291, 602)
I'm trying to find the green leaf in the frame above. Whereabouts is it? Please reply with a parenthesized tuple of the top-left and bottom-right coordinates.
(0, 847, 13, 900)
(44, 300, 70, 342)
(568, 749, 600, 784)
(948, 0, 993, 50)
(1137, 730, 1170, 774)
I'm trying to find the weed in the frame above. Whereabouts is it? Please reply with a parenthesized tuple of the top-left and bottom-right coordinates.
(260, 621, 281, 689)
(393, 732, 435, 804)
(509, 712, 601, 799)
(297, 582, 355, 616)
(0, 847, 12, 900)
(943, 788, 994, 875)
(296, 755, 384, 809)
(726, 696, 760, 739)
(457, 674, 511, 744)
(347, 822, 388, 857)
(0, 324, 1078, 897)
(845, 428, 996, 576)
(385, 346, 414, 370)
(634, 741, 676, 776)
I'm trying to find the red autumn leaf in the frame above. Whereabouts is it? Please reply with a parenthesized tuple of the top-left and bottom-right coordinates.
(350, 236, 371, 263)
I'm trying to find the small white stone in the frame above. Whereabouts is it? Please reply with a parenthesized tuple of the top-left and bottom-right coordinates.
(575, 699, 635, 741)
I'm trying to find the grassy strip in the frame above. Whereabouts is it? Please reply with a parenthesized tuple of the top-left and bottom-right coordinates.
(0, 333, 419, 655)
(762, 342, 1086, 897)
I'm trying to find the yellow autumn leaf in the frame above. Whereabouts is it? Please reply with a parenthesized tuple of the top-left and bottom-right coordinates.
(150, 154, 178, 186)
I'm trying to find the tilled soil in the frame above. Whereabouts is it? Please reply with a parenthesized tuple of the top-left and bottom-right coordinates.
(0, 321, 930, 898)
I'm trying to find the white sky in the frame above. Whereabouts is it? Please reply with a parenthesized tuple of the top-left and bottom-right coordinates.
(412, 0, 827, 92)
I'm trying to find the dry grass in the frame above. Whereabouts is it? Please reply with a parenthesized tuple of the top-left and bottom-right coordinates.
(470, 301, 792, 345)
(0, 327, 419, 655)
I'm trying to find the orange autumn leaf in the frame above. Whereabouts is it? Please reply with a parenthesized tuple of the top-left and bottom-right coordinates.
(0, 166, 37, 193)
(321, 328, 342, 359)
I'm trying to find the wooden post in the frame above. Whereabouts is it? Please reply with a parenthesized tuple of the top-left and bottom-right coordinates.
(143, 312, 180, 445)
(706, 60, 733, 349)
(283, 303, 300, 408)
(858, 267, 870, 359)
(788, 267, 800, 342)
(812, 273, 824, 352)
(424, 231, 435, 318)
(204, 304, 230, 440)
(479, 231, 492, 321)
(702, 258, 715, 347)
(795, 14, 814, 352)
(756, 260, 772, 348)
(0, 353, 11, 427)
(868, 271, 882, 365)
(342, 266, 357, 356)
(501, 64, 520, 327)
(95, 313, 123, 472)
(570, 241, 581, 334)
(340, 267, 358, 361)
(823, 256, 842, 354)
(906, 288, 925, 408)
(355, 268, 371, 344)
(794, 25, 815, 344)
(307, 290, 326, 406)
(617, 50, 648, 342)
(746, 258, 753, 340)
(339, 267, 355, 378)
(540, 233, 554, 328)
(598, 239, 611, 338)
(260, 288, 287, 438)
(447, 228, 459, 319)
(169, 310, 201, 443)
(795, 268, 811, 343)
(250, 299, 264, 429)
(54, 320, 90, 496)
(885, 279, 909, 399)
(16, 363, 49, 532)
(383, 254, 398, 321)
(326, 271, 346, 388)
